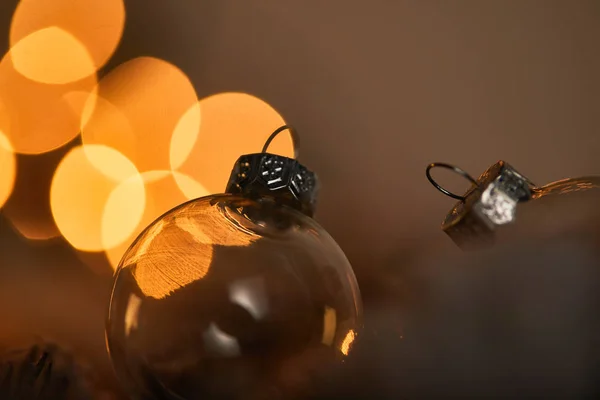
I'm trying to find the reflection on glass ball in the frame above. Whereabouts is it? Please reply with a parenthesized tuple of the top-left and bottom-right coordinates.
(106, 194, 362, 399)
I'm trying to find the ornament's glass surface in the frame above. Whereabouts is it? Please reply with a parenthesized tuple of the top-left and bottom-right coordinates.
(496, 177, 600, 245)
(106, 194, 362, 400)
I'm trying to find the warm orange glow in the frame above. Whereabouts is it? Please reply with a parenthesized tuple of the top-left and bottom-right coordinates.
(175, 208, 259, 247)
(0, 131, 16, 208)
(9, 27, 96, 85)
(340, 329, 356, 356)
(131, 219, 214, 300)
(0, 52, 97, 154)
(170, 102, 201, 171)
(10, 0, 125, 73)
(79, 91, 134, 158)
(81, 57, 198, 172)
(171, 92, 293, 195)
(124, 198, 262, 299)
(105, 170, 209, 270)
(51, 145, 145, 252)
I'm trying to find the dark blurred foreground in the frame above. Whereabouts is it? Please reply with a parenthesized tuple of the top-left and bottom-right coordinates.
(316, 191, 600, 399)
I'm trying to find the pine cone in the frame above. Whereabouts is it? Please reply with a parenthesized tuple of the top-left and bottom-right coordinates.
(0, 342, 98, 400)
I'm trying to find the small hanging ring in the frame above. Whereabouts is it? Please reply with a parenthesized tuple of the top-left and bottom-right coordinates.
(426, 162, 478, 201)
(262, 125, 300, 159)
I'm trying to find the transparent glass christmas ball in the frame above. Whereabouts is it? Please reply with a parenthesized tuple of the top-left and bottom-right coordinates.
(106, 194, 362, 400)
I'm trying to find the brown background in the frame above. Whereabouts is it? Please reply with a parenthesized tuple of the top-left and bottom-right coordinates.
(1, 1, 600, 398)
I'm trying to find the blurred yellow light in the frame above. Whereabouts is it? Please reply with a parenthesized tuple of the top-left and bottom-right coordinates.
(105, 170, 209, 270)
(0, 131, 16, 208)
(9, 27, 96, 85)
(50, 145, 145, 252)
(340, 329, 356, 356)
(10, 0, 125, 73)
(172, 92, 293, 195)
(171, 93, 294, 193)
(82, 57, 198, 172)
(80, 92, 134, 157)
(170, 102, 201, 171)
(0, 52, 97, 154)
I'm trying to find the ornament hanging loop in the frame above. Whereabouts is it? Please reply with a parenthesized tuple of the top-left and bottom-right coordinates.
(426, 162, 478, 201)
(262, 125, 300, 159)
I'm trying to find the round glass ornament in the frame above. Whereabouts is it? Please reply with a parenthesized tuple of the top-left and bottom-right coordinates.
(106, 126, 362, 400)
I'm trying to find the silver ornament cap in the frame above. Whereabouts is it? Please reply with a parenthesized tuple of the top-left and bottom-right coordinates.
(428, 160, 536, 250)
(225, 125, 319, 217)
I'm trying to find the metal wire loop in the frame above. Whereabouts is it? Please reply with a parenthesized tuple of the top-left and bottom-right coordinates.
(261, 125, 300, 159)
(426, 162, 478, 201)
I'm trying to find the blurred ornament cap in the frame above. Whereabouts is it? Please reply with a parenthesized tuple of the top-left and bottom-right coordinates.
(429, 160, 536, 250)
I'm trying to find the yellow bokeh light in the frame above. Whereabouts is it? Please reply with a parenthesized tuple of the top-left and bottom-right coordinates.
(10, 0, 125, 73)
(170, 102, 201, 171)
(51, 145, 145, 252)
(0, 52, 97, 154)
(172, 92, 294, 195)
(82, 57, 198, 172)
(0, 131, 16, 209)
(9, 27, 96, 85)
(105, 170, 209, 270)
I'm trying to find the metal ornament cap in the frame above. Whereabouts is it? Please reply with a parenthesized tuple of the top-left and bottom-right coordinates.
(431, 161, 536, 250)
(226, 152, 319, 218)
(224, 125, 319, 217)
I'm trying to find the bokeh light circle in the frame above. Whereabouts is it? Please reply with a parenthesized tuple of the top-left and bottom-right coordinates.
(170, 102, 201, 171)
(10, 0, 125, 74)
(171, 92, 294, 195)
(51, 145, 145, 252)
(104, 170, 209, 270)
(0, 131, 16, 208)
(9, 26, 97, 85)
(82, 57, 198, 173)
(0, 51, 97, 154)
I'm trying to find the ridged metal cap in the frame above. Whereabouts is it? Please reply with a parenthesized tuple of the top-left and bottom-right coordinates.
(224, 126, 319, 217)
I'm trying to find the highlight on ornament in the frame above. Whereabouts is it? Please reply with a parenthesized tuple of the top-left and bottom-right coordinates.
(104, 170, 209, 270)
(106, 125, 362, 399)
